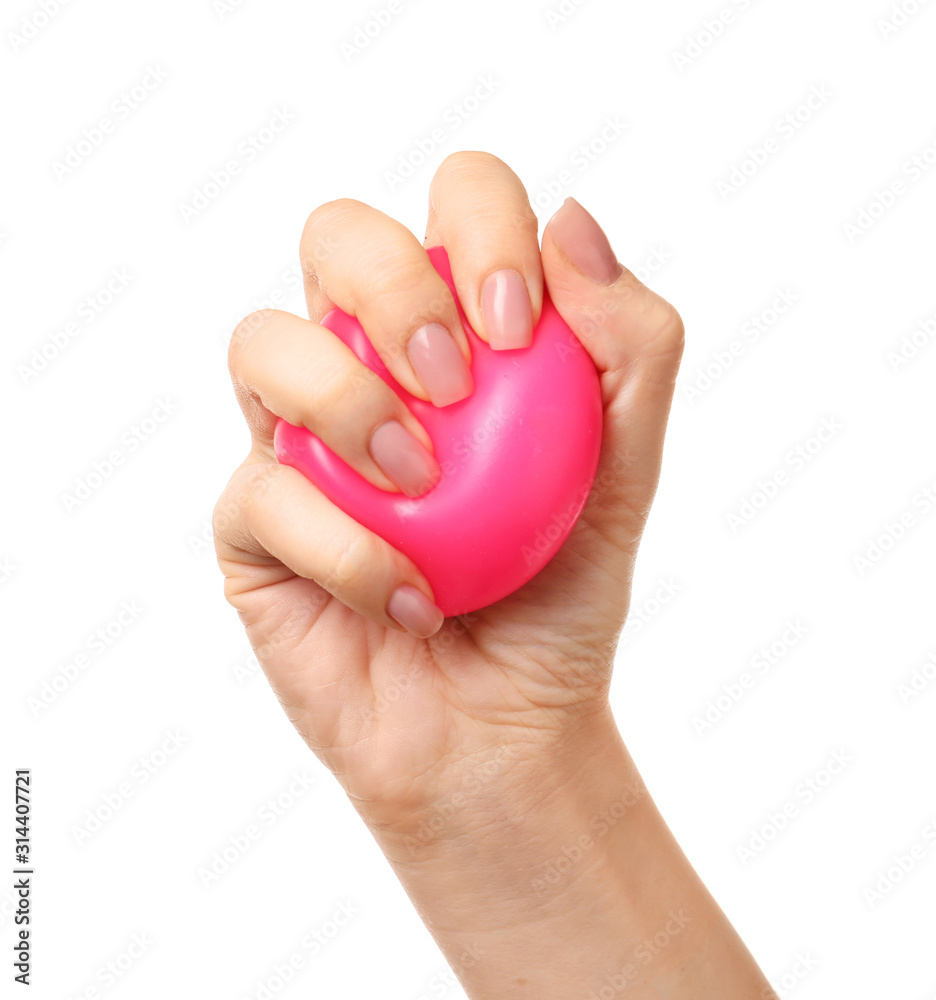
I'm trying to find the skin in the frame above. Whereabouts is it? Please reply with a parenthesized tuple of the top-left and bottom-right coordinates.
(213, 150, 777, 999)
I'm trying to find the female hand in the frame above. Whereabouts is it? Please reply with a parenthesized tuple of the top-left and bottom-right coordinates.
(213, 152, 772, 998)
(214, 149, 682, 807)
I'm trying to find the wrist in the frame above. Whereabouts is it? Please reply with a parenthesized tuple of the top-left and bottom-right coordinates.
(373, 704, 651, 900)
(357, 698, 622, 866)
(353, 702, 771, 999)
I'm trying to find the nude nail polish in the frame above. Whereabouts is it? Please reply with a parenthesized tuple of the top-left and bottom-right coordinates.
(387, 583, 444, 638)
(546, 197, 623, 286)
(480, 269, 533, 350)
(407, 323, 473, 407)
(369, 420, 441, 497)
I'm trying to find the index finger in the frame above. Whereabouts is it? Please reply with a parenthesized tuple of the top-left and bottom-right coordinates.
(424, 150, 544, 351)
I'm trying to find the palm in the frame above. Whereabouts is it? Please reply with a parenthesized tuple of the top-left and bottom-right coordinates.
(225, 418, 649, 812)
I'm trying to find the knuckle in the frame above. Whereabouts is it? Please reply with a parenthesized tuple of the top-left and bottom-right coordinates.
(299, 200, 356, 275)
(327, 531, 380, 592)
(297, 356, 352, 416)
(211, 490, 239, 541)
(436, 149, 505, 178)
(212, 462, 280, 540)
(228, 308, 277, 372)
(400, 286, 457, 337)
(363, 265, 457, 368)
(301, 197, 360, 243)
(211, 478, 248, 541)
(655, 301, 686, 355)
(637, 296, 685, 366)
(433, 151, 535, 231)
(366, 255, 431, 304)
(303, 197, 362, 231)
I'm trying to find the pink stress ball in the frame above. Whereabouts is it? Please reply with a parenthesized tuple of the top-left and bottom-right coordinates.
(274, 245, 603, 618)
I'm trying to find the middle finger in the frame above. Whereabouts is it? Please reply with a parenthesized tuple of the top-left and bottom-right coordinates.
(300, 198, 474, 409)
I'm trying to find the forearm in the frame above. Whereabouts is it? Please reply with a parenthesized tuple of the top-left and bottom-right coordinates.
(357, 706, 774, 1000)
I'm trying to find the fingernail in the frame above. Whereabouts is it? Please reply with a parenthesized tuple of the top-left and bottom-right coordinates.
(546, 197, 623, 286)
(387, 583, 444, 638)
(369, 420, 441, 497)
(480, 269, 533, 350)
(407, 323, 474, 407)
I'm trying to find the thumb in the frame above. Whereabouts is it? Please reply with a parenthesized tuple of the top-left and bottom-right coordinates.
(541, 196, 685, 550)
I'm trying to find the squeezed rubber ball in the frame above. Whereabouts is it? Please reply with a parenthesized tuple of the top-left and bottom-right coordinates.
(274, 245, 603, 617)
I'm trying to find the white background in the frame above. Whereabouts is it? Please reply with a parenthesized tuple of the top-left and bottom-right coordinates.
(3, 0, 936, 997)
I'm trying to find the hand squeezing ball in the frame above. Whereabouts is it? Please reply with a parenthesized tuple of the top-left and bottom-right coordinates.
(273, 245, 603, 617)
